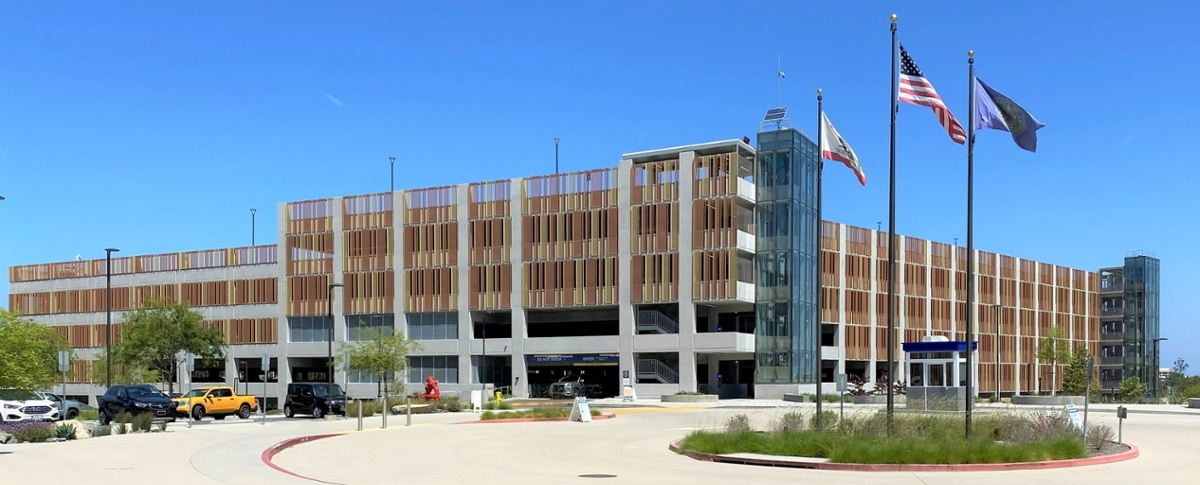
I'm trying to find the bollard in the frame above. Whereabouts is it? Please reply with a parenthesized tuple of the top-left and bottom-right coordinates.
(382, 395, 388, 429)
(357, 399, 363, 431)
(406, 397, 412, 427)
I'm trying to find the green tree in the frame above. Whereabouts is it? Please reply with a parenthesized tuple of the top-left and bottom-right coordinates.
(112, 299, 226, 393)
(1061, 347, 1098, 399)
(1037, 326, 1071, 396)
(0, 309, 71, 389)
(338, 325, 420, 398)
(1119, 376, 1147, 404)
(85, 354, 161, 385)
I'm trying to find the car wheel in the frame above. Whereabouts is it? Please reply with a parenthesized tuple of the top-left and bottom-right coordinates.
(284, 405, 294, 418)
(213, 414, 226, 420)
(99, 410, 110, 426)
(237, 404, 251, 419)
(312, 406, 324, 419)
(67, 409, 79, 420)
(191, 405, 206, 421)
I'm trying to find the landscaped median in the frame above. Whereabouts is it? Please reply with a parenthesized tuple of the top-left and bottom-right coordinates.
(672, 410, 1135, 471)
(462, 407, 613, 423)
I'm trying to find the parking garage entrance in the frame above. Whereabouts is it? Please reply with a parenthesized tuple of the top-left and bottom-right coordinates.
(526, 354, 620, 399)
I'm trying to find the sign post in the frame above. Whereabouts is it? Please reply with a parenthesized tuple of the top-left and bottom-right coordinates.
(185, 352, 196, 396)
(836, 373, 847, 422)
(1083, 356, 1093, 443)
(1116, 405, 1127, 444)
(58, 350, 69, 416)
(261, 353, 270, 425)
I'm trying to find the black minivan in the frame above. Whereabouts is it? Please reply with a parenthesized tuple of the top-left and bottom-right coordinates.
(284, 383, 347, 419)
(98, 385, 176, 424)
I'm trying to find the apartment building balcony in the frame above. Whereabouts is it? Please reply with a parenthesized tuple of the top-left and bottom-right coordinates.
(736, 281, 755, 303)
(1099, 356, 1124, 366)
(736, 177, 756, 203)
(1101, 380, 1122, 390)
(1100, 331, 1124, 342)
(1100, 307, 1124, 318)
(736, 230, 756, 254)
(1099, 281, 1124, 294)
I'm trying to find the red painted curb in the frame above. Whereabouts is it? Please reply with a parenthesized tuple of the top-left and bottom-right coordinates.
(460, 413, 617, 424)
(669, 439, 1139, 472)
(261, 433, 346, 484)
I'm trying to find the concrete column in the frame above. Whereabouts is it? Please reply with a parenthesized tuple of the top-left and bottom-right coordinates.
(455, 184, 473, 385)
(509, 177, 529, 397)
(617, 159, 635, 386)
(707, 354, 720, 393)
(677, 151, 697, 392)
(393, 190, 407, 385)
(275, 202, 290, 405)
(331, 197, 346, 389)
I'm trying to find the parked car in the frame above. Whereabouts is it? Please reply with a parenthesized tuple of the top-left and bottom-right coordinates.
(548, 376, 598, 399)
(0, 388, 60, 422)
(172, 386, 258, 420)
(97, 385, 176, 425)
(284, 383, 347, 419)
(35, 392, 88, 420)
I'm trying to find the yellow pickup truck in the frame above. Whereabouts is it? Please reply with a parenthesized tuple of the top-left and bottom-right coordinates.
(173, 386, 258, 421)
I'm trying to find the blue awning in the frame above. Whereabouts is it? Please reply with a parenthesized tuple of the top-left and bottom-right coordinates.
(901, 341, 978, 353)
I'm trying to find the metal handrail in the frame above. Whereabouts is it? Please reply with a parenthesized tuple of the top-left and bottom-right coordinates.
(636, 358, 679, 384)
(636, 310, 680, 334)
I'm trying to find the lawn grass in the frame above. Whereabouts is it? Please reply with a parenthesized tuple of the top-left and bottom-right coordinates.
(677, 411, 1091, 465)
(480, 408, 602, 420)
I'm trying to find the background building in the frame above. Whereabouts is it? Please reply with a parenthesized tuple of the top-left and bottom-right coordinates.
(8, 131, 1105, 406)
(1098, 252, 1162, 399)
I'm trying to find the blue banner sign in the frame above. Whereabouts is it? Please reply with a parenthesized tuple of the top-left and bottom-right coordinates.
(527, 354, 620, 365)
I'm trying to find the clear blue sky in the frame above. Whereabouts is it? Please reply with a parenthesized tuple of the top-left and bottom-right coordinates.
(1, 2, 1195, 370)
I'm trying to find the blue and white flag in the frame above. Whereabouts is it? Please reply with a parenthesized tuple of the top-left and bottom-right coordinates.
(974, 78, 1044, 152)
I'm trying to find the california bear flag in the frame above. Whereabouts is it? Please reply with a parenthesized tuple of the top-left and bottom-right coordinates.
(819, 112, 866, 186)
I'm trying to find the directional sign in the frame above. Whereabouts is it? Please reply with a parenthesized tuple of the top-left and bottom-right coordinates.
(58, 350, 70, 373)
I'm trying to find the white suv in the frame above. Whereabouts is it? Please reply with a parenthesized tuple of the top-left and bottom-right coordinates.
(0, 389, 61, 422)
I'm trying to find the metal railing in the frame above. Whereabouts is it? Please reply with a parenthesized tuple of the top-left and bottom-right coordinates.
(1100, 307, 1124, 317)
(1100, 331, 1125, 342)
(1100, 356, 1124, 366)
(1101, 380, 1122, 390)
(636, 310, 679, 335)
(636, 358, 680, 384)
(1099, 282, 1124, 293)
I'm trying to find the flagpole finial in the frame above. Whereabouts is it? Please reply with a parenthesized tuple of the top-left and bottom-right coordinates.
(817, 88, 823, 95)
(890, 14, 897, 22)
(968, 50, 974, 58)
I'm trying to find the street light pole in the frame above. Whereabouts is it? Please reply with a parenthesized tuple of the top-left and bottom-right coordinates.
(1153, 337, 1168, 401)
(327, 283, 344, 403)
(105, 248, 120, 389)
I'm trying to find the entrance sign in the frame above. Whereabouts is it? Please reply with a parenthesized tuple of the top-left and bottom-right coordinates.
(569, 396, 593, 422)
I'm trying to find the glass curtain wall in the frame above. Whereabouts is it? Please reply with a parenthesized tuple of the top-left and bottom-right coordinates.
(754, 129, 819, 385)
(1123, 255, 1160, 397)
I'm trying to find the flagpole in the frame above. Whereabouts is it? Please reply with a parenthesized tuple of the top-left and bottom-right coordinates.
(965, 49, 976, 439)
(815, 88, 824, 431)
(886, 13, 897, 436)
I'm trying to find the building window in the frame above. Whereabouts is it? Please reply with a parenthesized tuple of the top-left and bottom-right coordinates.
(407, 312, 459, 340)
(347, 314, 395, 341)
(288, 316, 331, 343)
(348, 368, 395, 384)
(408, 356, 459, 384)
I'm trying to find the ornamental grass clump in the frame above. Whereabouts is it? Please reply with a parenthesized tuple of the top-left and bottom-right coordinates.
(679, 411, 1099, 465)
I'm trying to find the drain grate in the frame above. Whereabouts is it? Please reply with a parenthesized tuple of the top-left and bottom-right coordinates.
(578, 474, 617, 478)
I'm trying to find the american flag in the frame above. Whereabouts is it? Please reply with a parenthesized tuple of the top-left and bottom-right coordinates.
(899, 43, 965, 144)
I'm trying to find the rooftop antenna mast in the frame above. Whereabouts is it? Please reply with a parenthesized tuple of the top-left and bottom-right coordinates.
(775, 56, 787, 130)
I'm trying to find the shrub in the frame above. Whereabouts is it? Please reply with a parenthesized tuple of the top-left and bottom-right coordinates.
(724, 414, 752, 434)
(483, 401, 513, 410)
(848, 377, 872, 397)
(1085, 423, 1115, 451)
(266, 408, 284, 415)
(478, 408, 602, 420)
(809, 410, 838, 433)
(53, 423, 77, 440)
(0, 421, 55, 443)
(78, 409, 100, 421)
(113, 423, 128, 435)
(131, 413, 155, 432)
(773, 412, 805, 433)
(1119, 377, 1147, 403)
(348, 400, 383, 416)
(674, 390, 705, 396)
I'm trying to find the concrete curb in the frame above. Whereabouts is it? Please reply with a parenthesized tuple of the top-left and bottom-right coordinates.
(261, 433, 346, 484)
(669, 439, 1139, 472)
(459, 413, 617, 424)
